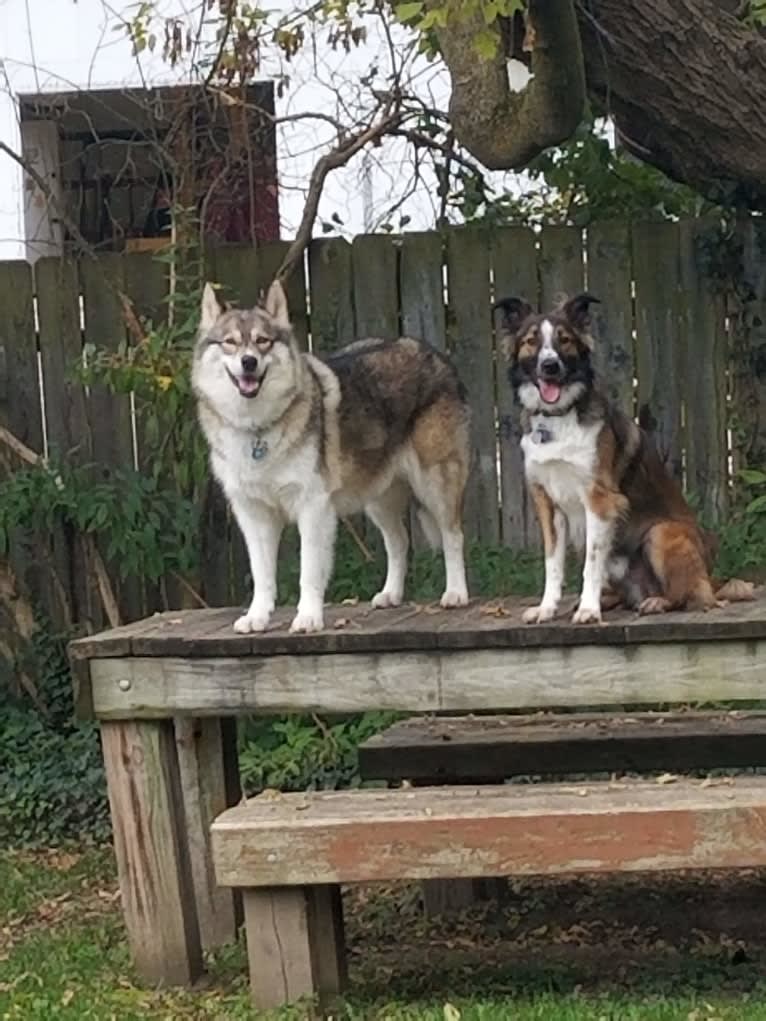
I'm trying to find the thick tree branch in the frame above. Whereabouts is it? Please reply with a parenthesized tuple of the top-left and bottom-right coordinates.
(577, 0, 766, 208)
(434, 0, 586, 170)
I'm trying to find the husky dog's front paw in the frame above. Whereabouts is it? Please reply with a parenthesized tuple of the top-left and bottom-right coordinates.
(572, 604, 602, 625)
(371, 589, 403, 609)
(522, 604, 557, 624)
(233, 611, 271, 633)
(290, 606, 325, 633)
(440, 588, 469, 609)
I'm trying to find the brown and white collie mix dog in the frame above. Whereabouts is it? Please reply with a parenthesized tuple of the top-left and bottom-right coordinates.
(496, 292, 754, 625)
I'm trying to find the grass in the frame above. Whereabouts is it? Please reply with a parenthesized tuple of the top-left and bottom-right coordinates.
(3, 847, 766, 1020)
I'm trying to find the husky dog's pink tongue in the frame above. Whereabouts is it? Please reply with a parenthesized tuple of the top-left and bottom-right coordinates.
(539, 380, 561, 404)
(238, 376, 261, 398)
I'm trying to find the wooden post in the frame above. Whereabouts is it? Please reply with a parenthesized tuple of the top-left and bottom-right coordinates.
(243, 885, 346, 1010)
(101, 720, 203, 986)
(175, 717, 242, 951)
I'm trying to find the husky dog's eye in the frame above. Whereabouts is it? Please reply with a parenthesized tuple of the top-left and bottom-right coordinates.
(220, 337, 239, 355)
(255, 335, 273, 352)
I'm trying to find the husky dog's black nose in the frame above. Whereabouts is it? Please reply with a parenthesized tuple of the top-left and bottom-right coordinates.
(540, 357, 561, 378)
(241, 354, 258, 374)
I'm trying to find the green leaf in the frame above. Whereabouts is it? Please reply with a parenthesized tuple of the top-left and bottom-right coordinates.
(739, 468, 766, 486)
(395, 1, 423, 21)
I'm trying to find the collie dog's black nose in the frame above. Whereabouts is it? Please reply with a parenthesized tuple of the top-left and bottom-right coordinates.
(241, 354, 258, 374)
(540, 357, 561, 378)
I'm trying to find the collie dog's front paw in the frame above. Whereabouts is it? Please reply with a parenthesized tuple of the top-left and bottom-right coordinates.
(290, 607, 325, 633)
(234, 611, 271, 633)
(371, 589, 403, 609)
(638, 596, 671, 616)
(522, 604, 557, 624)
(572, 605, 602, 625)
(440, 588, 469, 609)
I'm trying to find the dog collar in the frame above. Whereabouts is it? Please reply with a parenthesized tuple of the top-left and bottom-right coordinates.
(251, 430, 269, 461)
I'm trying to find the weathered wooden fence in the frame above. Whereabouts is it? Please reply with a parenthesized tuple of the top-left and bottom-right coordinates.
(1, 219, 765, 632)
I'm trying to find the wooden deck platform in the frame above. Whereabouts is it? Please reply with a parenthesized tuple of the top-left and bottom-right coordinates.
(66, 592, 766, 991)
(70, 594, 766, 719)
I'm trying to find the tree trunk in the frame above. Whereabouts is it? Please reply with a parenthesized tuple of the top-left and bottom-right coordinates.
(437, 0, 766, 207)
(579, 0, 766, 208)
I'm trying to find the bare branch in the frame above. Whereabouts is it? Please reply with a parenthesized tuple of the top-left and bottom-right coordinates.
(275, 103, 404, 284)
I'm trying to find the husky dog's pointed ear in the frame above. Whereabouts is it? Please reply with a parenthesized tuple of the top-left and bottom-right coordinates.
(494, 297, 534, 336)
(563, 292, 600, 331)
(263, 279, 290, 328)
(200, 282, 224, 335)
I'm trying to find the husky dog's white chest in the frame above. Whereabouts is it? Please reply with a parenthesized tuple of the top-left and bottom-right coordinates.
(521, 411, 601, 549)
(207, 418, 320, 518)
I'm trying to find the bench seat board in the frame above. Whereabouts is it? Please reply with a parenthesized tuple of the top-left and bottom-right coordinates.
(358, 711, 766, 781)
(211, 778, 766, 888)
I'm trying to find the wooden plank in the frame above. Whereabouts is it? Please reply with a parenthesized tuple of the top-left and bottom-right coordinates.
(399, 231, 447, 549)
(307, 238, 355, 353)
(90, 636, 766, 718)
(679, 220, 728, 521)
(492, 226, 539, 547)
(123, 250, 168, 614)
(36, 256, 93, 628)
(174, 717, 241, 950)
(632, 221, 683, 477)
(399, 232, 445, 349)
(538, 225, 584, 309)
(100, 719, 203, 985)
(81, 255, 143, 623)
(69, 593, 766, 658)
(447, 228, 498, 544)
(212, 777, 766, 887)
(730, 219, 766, 491)
(243, 885, 346, 1010)
(586, 221, 634, 414)
(0, 261, 47, 614)
(358, 711, 766, 782)
(351, 234, 399, 339)
(0, 261, 42, 456)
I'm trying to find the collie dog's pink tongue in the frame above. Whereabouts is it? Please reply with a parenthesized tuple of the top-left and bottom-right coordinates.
(539, 380, 561, 404)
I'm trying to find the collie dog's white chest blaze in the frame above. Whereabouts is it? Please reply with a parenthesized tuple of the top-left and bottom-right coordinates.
(520, 411, 601, 550)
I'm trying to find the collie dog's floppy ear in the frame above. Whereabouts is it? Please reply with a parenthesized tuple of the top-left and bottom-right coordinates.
(563, 292, 600, 332)
(200, 282, 224, 334)
(494, 297, 533, 336)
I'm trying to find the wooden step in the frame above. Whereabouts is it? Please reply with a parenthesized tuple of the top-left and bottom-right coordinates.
(212, 777, 766, 888)
(358, 711, 766, 783)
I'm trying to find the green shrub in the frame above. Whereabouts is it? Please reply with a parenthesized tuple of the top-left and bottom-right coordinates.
(0, 627, 110, 848)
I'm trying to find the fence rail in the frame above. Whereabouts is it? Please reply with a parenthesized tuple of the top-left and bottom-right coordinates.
(1, 219, 765, 632)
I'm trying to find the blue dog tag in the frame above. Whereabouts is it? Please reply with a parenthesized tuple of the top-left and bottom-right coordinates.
(251, 436, 269, 460)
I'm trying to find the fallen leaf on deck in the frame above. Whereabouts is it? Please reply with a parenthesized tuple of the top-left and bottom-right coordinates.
(259, 788, 282, 801)
(333, 617, 350, 628)
(480, 604, 511, 617)
(341, 597, 359, 606)
(656, 772, 678, 784)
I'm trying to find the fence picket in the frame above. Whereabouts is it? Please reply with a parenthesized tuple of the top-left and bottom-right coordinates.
(492, 226, 539, 548)
(352, 234, 399, 339)
(633, 221, 683, 478)
(447, 228, 498, 545)
(308, 238, 355, 353)
(586, 221, 634, 415)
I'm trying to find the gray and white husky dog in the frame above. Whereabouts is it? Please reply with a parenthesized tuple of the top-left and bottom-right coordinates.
(192, 279, 471, 633)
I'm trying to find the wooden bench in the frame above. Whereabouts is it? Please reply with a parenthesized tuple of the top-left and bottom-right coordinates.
(358, 710, 766, 913)
(67, 594, 766, 993)
(211, 777, 766, 1009)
